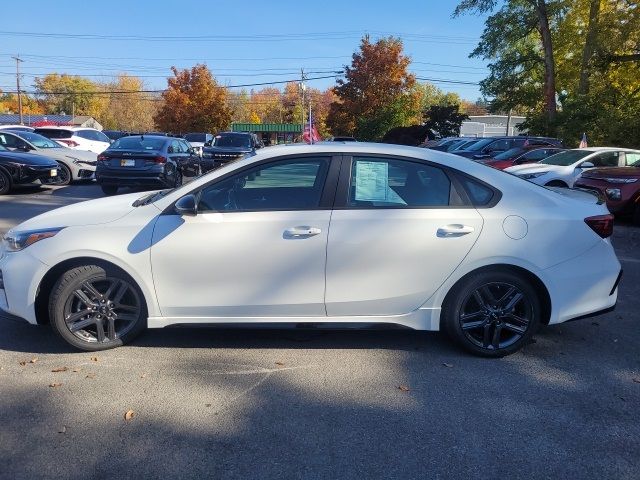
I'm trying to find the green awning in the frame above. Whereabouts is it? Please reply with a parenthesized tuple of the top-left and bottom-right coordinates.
(232, 123, 302, 133)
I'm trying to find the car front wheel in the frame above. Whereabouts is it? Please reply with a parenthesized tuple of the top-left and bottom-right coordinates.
(49, 264, 147, 351)
(101, 185, 118, 196)
(442, 270, 541, 357)
(0, 169, 11, 195)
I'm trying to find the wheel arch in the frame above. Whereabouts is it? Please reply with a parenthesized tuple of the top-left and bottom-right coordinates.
(441, 263, 552, 326)
(34, 256, 153, 325)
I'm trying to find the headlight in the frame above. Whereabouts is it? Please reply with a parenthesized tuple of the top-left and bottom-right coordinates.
(605, 188, 622, 200)
(2, 227, 65, 252)
(604, 178, 637, 184)
(520, 172, 547, 179)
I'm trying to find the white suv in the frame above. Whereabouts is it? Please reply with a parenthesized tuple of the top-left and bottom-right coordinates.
(33, 127, 111, 153)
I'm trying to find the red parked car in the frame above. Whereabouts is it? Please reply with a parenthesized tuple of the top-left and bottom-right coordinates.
(483, 146, 565, 170)
(574, 154, 640, 224)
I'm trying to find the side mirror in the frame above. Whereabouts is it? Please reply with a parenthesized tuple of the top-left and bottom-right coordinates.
(167, 146, 174, 154)
(175, 194, 197, 216)
(204, 140, 212, 146)
(19, 144, 33, 151)
(580, 161, 595, 168)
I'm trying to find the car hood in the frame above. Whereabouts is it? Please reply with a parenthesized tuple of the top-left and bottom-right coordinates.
(506, 163, 563, 174)
(0, 150, 58, 166)
(582, 167, 640, 178)
(10, 192, 159, 232)
(203, 146, 252, 154)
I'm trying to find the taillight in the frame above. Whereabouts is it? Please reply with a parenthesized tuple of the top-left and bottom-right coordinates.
(59, 139, 79, 147)
(585, 214, 614, 238)
(97, 154, 107, 162)
(153, 156, 167, 164)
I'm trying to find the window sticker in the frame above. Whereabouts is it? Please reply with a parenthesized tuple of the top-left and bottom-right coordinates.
(354, 161, 389, 202)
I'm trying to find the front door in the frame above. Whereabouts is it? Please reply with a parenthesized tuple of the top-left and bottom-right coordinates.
(150, 155, 336, 319)
(325, 155, 484, 316)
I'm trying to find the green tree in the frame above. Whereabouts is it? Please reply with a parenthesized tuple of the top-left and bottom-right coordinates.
(326, 36, 421, 141)
(155, 64, 232, 134)
(423, 105, 469, 137)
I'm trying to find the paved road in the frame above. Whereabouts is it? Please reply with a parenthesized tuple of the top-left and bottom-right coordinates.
(1, 184, 639, 480)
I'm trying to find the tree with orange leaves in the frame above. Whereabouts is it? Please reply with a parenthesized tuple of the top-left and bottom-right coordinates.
(155, 64, 231, 134)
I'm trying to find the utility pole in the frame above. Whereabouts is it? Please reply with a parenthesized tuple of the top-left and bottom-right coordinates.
(300, 69, 306, 139)
(12, 55, 24, 124)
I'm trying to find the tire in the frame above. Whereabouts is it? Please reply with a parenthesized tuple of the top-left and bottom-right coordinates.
(174, 169, 183, 188)
(49, 264, 147, 351)
(545, 180, 568, 188)
(101, 185, 118, 196)
(0, 168, 11, 195)
(441, 270, 541, 357)
(633, 204, 640, 226)
(43, 162, 72, 186)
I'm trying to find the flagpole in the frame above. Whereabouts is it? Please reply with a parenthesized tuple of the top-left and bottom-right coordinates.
(309, 101, 313, 144)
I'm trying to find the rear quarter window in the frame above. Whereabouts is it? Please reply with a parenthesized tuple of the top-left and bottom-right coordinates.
(458, 175, 497, 206)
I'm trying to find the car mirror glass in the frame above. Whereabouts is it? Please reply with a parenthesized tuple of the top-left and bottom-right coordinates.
(175, 194, 198, 216)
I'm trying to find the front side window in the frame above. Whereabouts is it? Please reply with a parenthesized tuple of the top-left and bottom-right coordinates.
(170, 140, 183, 153)
(0, 133, 21, 148)
(521, 149, 553, 162)
(348, 157, 451, 208)
(625, 152, 640, 166)
(198, 157, 330, 212)
(590, 151, 620, 167)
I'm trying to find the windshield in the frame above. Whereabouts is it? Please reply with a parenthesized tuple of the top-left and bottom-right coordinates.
(493, 147, 522, 160)
(110, 136, 166, 151)
(15, 131, 62, 148)
(184, 133, 207, 142)
(466, 138, 495, 151)
(539, 150, 591, 166)
(213, 134, 251, 148)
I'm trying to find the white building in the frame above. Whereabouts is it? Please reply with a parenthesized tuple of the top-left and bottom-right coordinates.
(460, 115, 527, 138)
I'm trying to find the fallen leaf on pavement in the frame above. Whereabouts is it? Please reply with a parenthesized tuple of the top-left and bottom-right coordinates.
(205, 403, 212, 407)
(58, 426, 66, 434)
(51, 367, 68, 373)
(85, 373, 96, 379)
(72, 368, 81, 373)
(275, 362, 285, 368)
(19, 361, 27, 366)
(140, 373, 146, 378)
(30, 358, 38, 364)
(443, 363, 453, 368)
(398, 385, 410, 392)
(124, 410, 135, 421)
(90, 357, 99, 362)
(49, 383, 62, 388)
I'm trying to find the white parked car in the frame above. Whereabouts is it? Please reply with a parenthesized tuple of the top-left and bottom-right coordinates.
(0, 130, 96, 184)
(506, 148, 640, 188)
(0, 124, 34, 132)
(0, 143, 621, 356)
(183, 132, 213, 157)
(33, 126, 111, 154)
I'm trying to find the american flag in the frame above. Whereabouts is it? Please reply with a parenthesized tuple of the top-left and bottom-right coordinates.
(303, 115, 321, 144)
(579, 133, 588, 148)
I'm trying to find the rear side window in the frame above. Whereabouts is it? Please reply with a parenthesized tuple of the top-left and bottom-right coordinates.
(590, 151, 620, 167)
(34, 128, 73, 139)
(458, 176, 495, 206)
(625, 152, 640, 166)
(348, 157, 451, 208)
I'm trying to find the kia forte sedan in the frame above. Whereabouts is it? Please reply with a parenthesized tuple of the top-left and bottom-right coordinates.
(0, 143, 621, 356)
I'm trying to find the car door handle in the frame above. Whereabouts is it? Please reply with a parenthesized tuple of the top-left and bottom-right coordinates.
(284, 226, 322, 238)
(437, 224, 475, 238)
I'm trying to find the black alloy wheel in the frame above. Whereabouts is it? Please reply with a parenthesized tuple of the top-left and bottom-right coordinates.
(50, 265, 147, 351)
(175, 169, 183, 187)
(0, 169, 10, 195)
(442, 271, 541, 357)
(43, 163, 72, 186)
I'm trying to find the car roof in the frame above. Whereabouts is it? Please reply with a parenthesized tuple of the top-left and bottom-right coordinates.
(579, 147, 640, 153)
(33, 126, 96, 131)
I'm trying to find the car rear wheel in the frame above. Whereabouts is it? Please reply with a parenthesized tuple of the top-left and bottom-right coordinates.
(442, 270, 541, 357)
(0, 169, 11, 195)
(101, 185, 118, 196)
(43, 163, 72, 186)
(49, 264, 147, 351)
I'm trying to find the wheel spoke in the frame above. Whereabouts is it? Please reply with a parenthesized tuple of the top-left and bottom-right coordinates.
(95, 320, 106, 342)
(115, 304, 138, 313)
(472, 290, 488, 310)
(460, 311, 484, 322)
(104, 279, 121, 299)
(65, 308, 94, 323)
(69, 316, 97, 332)
(106, 317, 116, 340)
(496, 286, 516, 307)
(479, 285, 498, 306)
(503, 292, 524, 312)
(461, 319, 487, 331)
(491, 324, 503, 349)
(502, 322, 527, 335)
(113, 283, 129, 305)
(504, 313, 529, 327)
(73, 289, 95, 307)
(82, 281, 103, 301)
(115, 313, 138, 323)
(482, 323, 492, 347)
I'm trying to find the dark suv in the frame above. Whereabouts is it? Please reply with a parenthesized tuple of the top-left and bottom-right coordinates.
(453, 136, 563, 160)
(201, 132, 262, 173)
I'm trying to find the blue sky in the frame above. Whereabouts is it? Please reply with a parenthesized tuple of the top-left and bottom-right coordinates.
(0, 0, 489, 102)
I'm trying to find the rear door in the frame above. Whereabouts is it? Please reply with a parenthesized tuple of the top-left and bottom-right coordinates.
(325, 155, 484, 316)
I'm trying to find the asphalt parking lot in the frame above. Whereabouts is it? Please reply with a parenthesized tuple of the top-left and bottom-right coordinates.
(1, 183, 639, 480)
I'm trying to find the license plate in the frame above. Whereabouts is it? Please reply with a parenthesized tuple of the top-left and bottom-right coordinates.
(50, 169, 57, 177)
(120, 159, 135, 167)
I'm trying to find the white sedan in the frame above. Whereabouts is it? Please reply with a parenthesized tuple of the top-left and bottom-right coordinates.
(0, 143, 621, 357)
(506, 147, 640, 187)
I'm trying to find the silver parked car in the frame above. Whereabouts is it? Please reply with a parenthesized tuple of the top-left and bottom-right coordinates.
(0, 130, 97, 184)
